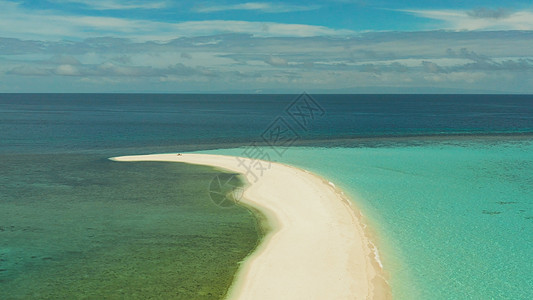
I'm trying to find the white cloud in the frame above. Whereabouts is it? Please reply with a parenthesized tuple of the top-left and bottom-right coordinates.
(194, 2, 319, 13)
(8, 65, 50, 76)
(3, 32, 532, 93)
(0, 2, 353, 41)
(172, 21, 354, 38)
(402, 9, 533, 31)
(424, 71, 486, 83)
(50, 0, 168, 10)
(55, 64, 80, 76)
(6, 60, 212, 78)
(265, 56, 288, 66)
(466, 8, 512, 19)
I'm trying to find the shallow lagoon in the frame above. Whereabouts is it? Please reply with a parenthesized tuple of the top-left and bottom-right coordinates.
(0, 154, 262, 299)
(205, 139, 533, 299)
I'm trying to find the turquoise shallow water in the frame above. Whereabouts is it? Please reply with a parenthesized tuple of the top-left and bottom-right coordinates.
(201, 139, 533, 299)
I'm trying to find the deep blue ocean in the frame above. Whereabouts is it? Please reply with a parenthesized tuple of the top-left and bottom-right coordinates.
(1, 94, 532, 299)
(1, 94, 531, 154)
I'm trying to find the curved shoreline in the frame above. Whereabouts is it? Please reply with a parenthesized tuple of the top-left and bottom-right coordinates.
(111, 153, 390, 299)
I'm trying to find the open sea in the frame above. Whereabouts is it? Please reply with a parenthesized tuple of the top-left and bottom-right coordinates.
(1, 94, 532, 299)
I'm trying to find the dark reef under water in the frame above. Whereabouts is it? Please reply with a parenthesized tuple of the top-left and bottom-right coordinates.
(0, 154, 263, 299)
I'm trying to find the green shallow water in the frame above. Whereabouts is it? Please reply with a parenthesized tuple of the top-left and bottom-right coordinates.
(0, 154, 262, 299)
(202, 139, 533, 299)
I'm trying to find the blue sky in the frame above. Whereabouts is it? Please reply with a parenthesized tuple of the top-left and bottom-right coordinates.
(1, 0, 532, 93)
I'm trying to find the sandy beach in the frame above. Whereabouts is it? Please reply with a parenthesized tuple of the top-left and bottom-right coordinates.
(111, 153, 389, 299)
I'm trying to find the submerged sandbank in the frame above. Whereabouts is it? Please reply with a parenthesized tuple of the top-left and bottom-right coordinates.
(111, 153, 389, 299)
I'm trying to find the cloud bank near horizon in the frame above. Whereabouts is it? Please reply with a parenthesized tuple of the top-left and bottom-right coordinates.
(0, 0, 532, 93)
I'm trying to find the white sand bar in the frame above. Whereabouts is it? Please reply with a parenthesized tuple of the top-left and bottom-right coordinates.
(110, 153, 389, 300)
